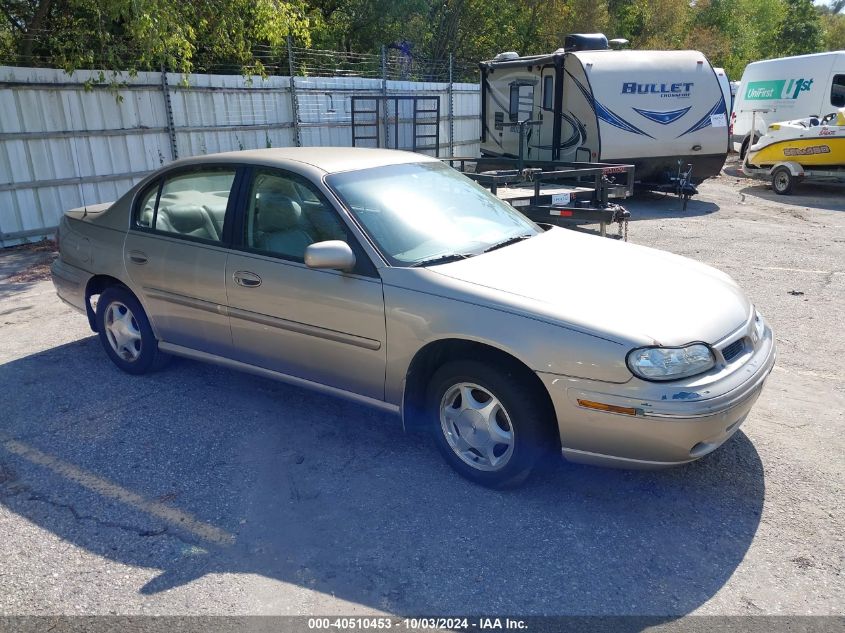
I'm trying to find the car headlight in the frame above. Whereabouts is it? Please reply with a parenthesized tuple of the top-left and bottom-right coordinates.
(626, 343, 716, 381)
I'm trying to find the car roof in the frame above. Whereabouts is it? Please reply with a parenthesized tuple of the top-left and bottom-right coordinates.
(167, 147, 441, 175)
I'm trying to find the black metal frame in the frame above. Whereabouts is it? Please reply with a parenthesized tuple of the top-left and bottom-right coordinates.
(443, 156, 635, 236)
(638, 162, 698, 210)
(350, 95, 441, 155)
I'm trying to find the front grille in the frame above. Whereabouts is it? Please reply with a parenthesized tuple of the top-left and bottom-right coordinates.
(721, 338, 745, 362)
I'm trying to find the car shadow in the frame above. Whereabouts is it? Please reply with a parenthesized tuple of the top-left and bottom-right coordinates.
(0, 337, 765, 618)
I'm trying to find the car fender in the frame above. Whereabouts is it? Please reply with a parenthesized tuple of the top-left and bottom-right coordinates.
(382, 282, 632, 406)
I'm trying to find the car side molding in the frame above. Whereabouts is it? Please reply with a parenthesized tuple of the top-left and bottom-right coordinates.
(157, 342, 400, 415)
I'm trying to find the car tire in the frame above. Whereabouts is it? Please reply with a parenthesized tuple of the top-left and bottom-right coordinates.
(771, 167, 794, 195)
(96, 286, 168, 375)
(426, 359, 553, 488)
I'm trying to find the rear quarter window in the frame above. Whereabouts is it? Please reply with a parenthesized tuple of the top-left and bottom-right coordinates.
(135, 181, 160, 229)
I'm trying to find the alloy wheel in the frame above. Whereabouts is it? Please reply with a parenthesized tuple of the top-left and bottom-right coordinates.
(439, 382, 515, 471)
(104, 301, 142, 362)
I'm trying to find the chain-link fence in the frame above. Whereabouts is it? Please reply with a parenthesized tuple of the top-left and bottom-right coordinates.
(286, 45, 477, 83)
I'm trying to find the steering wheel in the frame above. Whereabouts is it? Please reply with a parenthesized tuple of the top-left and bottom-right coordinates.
(821, 112, 837, 125)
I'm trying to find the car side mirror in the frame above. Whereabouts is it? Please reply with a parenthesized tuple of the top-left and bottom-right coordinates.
(304, 240, 356, 271)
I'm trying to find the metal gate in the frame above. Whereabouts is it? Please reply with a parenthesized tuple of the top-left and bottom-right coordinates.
(350, 95, 441, 155)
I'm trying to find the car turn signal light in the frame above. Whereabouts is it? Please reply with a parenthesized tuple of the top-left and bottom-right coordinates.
(577, 399, 640, 416)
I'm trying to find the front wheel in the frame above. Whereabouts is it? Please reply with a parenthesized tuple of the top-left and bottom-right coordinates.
(426, 360, 554, 488)
(96, 286, 168, 375)
(772, 166, 794, 195)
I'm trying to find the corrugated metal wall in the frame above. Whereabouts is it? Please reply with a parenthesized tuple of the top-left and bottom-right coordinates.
(0, 65, 480, 247)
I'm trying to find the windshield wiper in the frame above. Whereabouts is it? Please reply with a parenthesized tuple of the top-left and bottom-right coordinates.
(409, 253, 475, 268)
(482, 233, 535, 253)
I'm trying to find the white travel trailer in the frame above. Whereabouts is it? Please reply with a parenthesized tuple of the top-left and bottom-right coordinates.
(479, 34, 729, 187)
(731, 51, 845, 157)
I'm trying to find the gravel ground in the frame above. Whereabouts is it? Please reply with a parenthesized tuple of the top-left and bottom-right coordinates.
(0, 157, 842, 622)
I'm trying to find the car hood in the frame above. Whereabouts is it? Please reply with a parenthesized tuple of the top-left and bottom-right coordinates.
(427, 228, 751, 346)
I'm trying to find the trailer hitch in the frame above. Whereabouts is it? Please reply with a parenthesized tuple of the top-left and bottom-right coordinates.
(520, 167, 543, 181)
(613, 206, 631, 242)
(676, 162, 697, 211)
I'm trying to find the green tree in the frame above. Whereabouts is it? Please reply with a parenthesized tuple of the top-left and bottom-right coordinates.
(1, 0, 836, 79)
(0, 0, 311, 73)
(776, 0, 823, 56)
(615, 0, 693, 49)
(309, 0, 430, 53)
(822, 13, 845, 49)
(686, 0, 786, 78)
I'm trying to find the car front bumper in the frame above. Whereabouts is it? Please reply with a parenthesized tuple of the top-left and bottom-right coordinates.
(538, 318, 776, 468)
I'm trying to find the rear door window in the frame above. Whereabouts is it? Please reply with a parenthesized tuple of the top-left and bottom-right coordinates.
(135, 169, 237, 243)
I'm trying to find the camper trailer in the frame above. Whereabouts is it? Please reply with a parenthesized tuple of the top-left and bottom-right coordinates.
(479, 34, 729, 187)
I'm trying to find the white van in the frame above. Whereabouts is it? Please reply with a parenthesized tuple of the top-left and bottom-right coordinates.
(731, 51, 845, 156)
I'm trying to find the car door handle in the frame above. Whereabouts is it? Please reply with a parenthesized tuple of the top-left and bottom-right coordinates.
(233, 271, 262, 288)
(128, 250, 148, 264)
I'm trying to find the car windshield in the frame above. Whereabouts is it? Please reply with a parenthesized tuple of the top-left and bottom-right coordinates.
(326, 161, 540, 266)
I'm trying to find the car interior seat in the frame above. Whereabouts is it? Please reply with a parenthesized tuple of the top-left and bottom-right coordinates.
(256, 194, 313, 257)
(156, 203, 220, 241)
(201, 198, 228, 236)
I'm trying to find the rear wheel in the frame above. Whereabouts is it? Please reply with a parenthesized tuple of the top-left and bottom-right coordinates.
(96, 286, 168, 374)
(772, 167, 794, 195)
(426, 360, 553, 488)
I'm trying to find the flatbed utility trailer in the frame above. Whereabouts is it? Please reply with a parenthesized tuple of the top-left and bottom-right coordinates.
(444, 156, 635, 239)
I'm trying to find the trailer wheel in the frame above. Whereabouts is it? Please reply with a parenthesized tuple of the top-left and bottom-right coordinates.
(772, 167, 794, 195)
